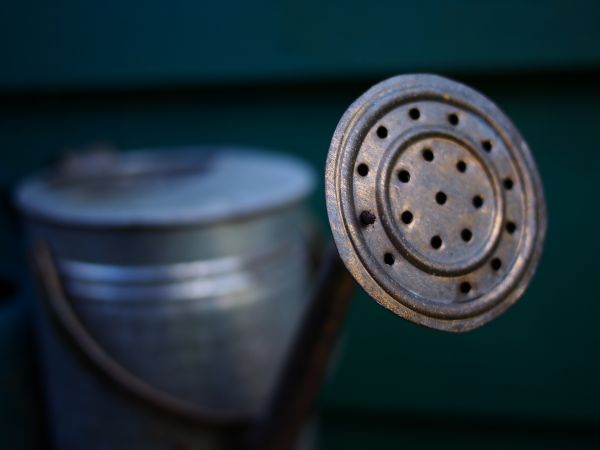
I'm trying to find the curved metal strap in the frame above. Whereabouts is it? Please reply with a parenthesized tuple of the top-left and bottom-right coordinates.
(32, 241, 355, 450)
(31, 242, 252, 432)
(245, 245, 355, 450)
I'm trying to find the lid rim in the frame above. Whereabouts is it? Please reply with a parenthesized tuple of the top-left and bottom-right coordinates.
(15, 147, 315, 228)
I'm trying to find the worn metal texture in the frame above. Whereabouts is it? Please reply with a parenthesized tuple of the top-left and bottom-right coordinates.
(16, 148, 315, 450)
(245, 245, 355, 450)
(326, 74, 547, 332)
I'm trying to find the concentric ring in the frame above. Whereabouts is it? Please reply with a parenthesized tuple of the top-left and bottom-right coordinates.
(325, 74, 547, 332)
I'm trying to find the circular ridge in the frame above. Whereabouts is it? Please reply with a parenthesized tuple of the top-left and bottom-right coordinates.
(325, 74, 547, 332)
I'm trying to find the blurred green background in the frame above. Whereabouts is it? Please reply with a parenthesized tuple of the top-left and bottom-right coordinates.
(1, 0, 600, 448)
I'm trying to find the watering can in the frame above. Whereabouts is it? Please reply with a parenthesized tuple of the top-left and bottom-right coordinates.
(16, 74, 546, 450)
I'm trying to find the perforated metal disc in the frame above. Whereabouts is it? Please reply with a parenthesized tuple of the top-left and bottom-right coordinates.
(326, 74, 546, 332)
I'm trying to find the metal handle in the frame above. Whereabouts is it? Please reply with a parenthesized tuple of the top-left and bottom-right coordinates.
(32, 241, 355, 449)
(244, 245, 355, 450)
(32, 242, 252, 432)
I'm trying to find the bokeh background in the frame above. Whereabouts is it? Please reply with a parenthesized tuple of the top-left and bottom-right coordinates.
(1, 1, 600, 448)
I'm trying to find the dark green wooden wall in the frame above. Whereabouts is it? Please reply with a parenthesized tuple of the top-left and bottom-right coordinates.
(1, 1, 600, 448)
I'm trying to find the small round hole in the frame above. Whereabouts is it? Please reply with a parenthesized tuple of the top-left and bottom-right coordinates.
(482, 140, 493, 152)
(430, 235, 442, 249)
(422, 148, 434, 161)
(409, 108, 420, 120)
(506, 221, 517, 234)
(435, 191, 447, 205)
(461, 229, 472, 242)
(377, 126, 388, 139)
(503, 178, 514, 190)
(491, 258, 502, 271)
(401, 211, 413, 224)
(448, 113, 459, 126)
(456, 160, 467, 173)
(357, 163, 369, 176)
(398, 170, 411, 183)
(472, 195, 484, 208)
(360, 210, 376, 226)
(384, 253, 395, 265)
(459, 281, 472, 294)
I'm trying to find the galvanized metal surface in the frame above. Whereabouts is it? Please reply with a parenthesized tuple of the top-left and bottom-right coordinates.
(17, 148, 316, 450)
(326, 74, 547, 332)
(33, 241, 354, 450)
(246, 245, 355, 450)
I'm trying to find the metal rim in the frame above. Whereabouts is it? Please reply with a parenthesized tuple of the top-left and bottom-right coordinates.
(15, 147, 315, 228)
(325, 74, 547, 332)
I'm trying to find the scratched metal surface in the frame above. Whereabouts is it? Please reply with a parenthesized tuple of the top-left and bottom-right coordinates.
(326, 75, 546, 331)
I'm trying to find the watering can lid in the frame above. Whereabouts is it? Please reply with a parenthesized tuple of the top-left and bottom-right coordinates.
(15, 147, 315, 228)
